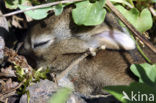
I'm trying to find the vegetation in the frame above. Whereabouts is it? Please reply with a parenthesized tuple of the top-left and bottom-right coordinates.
(1, 0, 156, 103)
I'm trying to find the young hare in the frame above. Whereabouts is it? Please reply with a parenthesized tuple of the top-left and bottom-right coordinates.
(20, 8, 156, 95)
(20, 8, 135, 67)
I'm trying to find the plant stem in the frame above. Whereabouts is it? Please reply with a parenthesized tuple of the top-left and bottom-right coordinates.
(131, 34, 152, 63)
(106, 0, 156, 53)
(0, 0, 82, 17)
(127, 0, 134, 7)
(136, 41, 152, 63)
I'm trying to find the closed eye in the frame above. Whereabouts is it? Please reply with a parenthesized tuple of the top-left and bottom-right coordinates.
(34, 40, 50, 48)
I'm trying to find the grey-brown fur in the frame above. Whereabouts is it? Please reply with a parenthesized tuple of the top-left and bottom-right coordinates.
(20, 7, 156, 95)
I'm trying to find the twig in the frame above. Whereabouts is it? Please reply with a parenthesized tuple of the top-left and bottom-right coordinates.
(0, 73, 15, 77)
(149, 6, 156, 17)
(87, 94, 111, 99)
(5, 98, 8, 103)
(56, 52, 89, 81)
(0, 91, 15, 102)
(0, 79, 26, 99)
(106, 0, 156, 53)
(0, 0, 82, 17)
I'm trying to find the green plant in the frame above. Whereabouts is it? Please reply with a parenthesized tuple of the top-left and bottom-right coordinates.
(4, 0, 155, 31)
(15, 65, 50, 94)
(104, 63, 156, 103)
(48, 88, 72, 103)
(3, 0, 156, 103)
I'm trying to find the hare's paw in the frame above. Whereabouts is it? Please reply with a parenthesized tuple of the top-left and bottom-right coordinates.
(88, 45, 106, 56)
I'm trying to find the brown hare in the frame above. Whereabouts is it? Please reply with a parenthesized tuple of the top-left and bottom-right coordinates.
(20, 8, 156, 95)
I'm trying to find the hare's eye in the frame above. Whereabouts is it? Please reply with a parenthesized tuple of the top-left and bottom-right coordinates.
(31, 34, 55, 49)
(34, 40, 50, 48)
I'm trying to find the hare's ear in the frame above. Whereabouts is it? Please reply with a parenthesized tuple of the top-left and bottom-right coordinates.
(89, 30, 136, 50)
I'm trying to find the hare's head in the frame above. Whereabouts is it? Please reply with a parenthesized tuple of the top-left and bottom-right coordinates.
(20, 8, 136, 68)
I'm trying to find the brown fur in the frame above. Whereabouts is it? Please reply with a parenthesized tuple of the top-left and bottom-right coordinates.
(20, 8, 156, 95)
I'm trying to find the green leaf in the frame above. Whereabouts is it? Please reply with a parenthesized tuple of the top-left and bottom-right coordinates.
(130, 63, 156, 87)
(104, 83, 156, 103)
(99, 0, 106, 7)
(48, 88, 72, 103)
(15, 65, 25, 81)
(72, 0, 106, 26)
(53, 4, 64, 16)
(18, 5, 52, 20)
(5, 0, 30, 9)
(110, 0, 133, 8)
(34, 67, 49, 81)
(152, 0, 156, 3)
(116, 5, 153, 33)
